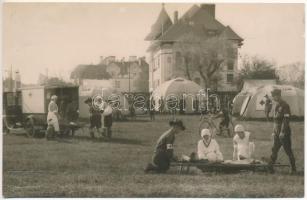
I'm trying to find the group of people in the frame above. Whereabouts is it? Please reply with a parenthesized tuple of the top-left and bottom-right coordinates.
(46, 94, 113, 140)
(84, 97, 113, 139)
(145, 89, 297, 174)
(144, 120, 254, 173)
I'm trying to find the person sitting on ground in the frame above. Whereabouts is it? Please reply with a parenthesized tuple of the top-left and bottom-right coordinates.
(144, 119, 186, 173)
(233, 124, 255, 161)
(197, 129, 223, 163)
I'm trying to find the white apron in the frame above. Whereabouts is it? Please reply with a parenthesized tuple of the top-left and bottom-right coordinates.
(47, 101, 60, 132)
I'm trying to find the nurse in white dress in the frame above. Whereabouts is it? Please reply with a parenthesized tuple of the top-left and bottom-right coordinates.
(233, 124, 255, 160)
(197, 129, 223, 162)
(47, 95, 60, 133)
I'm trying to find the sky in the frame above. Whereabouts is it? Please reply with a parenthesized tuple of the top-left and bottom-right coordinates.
(3, 3, 305, 84)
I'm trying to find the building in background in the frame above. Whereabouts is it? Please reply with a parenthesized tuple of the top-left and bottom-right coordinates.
(145, 4, 243, 95)
(70, 56, 149, 93)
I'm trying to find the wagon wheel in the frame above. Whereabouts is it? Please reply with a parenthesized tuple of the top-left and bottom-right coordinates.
(25, 120, 36, 137)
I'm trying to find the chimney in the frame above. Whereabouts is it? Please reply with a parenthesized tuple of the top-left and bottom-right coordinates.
(200, 4, 215, 18)
(100, 56, 104, 64)
(174, 11, 178, 24)
(129, 56, 137, 62)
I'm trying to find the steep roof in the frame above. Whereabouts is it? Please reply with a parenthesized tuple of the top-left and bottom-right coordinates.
(180, 4, 200, 20)
(220, 26, 243, 41)
(146, 4, 243, 44)
(70, 64, 111, 80)
(144, 5, 173, 41)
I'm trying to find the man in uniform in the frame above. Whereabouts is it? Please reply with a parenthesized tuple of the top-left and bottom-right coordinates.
(269, 89, 296, 174)
(144, 119, 185, 173)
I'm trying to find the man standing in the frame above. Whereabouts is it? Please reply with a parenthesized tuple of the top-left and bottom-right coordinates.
(102, 101, 113, 139)
(264, 94, 273, 121)
(85, 97, 102, 139)
(269, 89, 296, 174)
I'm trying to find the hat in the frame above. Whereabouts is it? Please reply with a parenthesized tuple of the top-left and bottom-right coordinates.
(271, 89, 281, 97)
(169, 119, 185, 130)
(51, 95, 58, 100)
(264, 94, 269, 98)
(234, 124, 245, 132)
(84, 97, 92, 104)
(201, 129, 211, 137)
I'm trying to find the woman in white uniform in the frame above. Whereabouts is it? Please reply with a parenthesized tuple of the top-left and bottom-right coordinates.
(233, 124, 255, 160)
(197, 129, 223, 162)
(47, 95, 60, 139)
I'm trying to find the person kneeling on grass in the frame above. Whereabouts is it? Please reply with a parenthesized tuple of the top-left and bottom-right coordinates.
(144, 119, 186, 173)
(233, 124, 255, 161)
(197, 129, 223, 162)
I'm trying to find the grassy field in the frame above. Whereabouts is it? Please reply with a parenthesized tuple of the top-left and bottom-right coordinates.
(3, 115, 304, 197)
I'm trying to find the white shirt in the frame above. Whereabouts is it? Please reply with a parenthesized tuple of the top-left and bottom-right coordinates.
(197, 139, 223, 162)
(233, 131, 251, 159)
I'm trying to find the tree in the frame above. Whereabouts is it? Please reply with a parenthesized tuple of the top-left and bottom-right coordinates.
(276, 62, 304, 89)
(236, 55, 277, 90)
(174, 33, 228, 89)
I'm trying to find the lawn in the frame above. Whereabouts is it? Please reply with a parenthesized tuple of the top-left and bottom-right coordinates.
(3, 115, 304, 197)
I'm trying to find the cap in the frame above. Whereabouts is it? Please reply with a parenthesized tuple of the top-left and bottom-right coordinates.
(51, 95, 58, 100)
(271, 89, 281, 97)
(234, 124, 245, 132)
(201, 129, 211, 137)
(169, 119, 185, 130)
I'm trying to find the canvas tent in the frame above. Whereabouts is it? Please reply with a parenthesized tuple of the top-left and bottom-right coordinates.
(152, 77, 202, 113)
(232, 79, 277, 115)
(240, 84, 304, 119)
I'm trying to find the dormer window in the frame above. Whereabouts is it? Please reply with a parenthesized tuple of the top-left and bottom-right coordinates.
(189, 21, 195, 26)
(207, 30, 216, 36)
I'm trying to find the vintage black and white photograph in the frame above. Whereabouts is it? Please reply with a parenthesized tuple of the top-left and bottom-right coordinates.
(2, 1, 305, 198)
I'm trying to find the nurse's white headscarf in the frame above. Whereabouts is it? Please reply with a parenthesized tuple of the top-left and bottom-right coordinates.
(51, 95, 58, 101)
(201, 129, 211, 138)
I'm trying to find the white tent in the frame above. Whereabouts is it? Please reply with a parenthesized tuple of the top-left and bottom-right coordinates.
(232, 79, 277, 115)
(152, 77, 202, 113)
(240, 84, 304, 119)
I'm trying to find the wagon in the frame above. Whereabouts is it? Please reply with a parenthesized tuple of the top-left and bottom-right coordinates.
(3, 85, 81, 137)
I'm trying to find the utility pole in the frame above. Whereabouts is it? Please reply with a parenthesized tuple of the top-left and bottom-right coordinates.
(10, 65, 13, 92)
(128, 62, 131, 93)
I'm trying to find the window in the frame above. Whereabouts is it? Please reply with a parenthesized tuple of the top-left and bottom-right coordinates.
(167, 56, 172, 64)
(175, 52, 181, 64)
(152, 60, 156, 71)
(227, 74, 234, 83)
(115, 80, 120, 88)
(227, 60, 234, 70)
(227, 48, 237, 58)
(207, 30, 216, 36)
